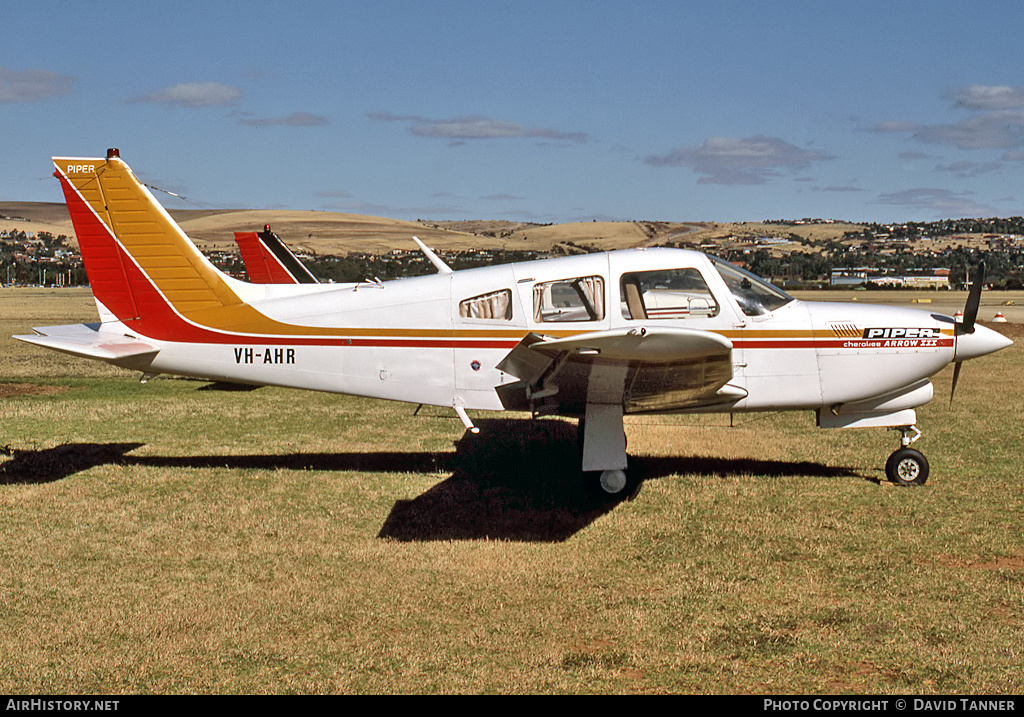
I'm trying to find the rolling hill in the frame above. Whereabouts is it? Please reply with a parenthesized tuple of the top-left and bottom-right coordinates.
(1, 201, 859, 256)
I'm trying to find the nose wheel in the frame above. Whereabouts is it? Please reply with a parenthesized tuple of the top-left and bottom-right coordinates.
(885, 426, 929, 486)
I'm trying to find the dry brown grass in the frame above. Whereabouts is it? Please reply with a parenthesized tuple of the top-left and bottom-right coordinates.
(721, 221, 864, 243)
(1, 289, 1022, 694)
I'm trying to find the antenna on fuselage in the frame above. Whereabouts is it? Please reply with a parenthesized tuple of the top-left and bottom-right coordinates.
(413, 236, 453, 274)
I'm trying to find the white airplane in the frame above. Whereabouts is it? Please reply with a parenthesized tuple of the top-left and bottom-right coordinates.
(15, 149, 1013, 495)
(233, 225, 319, 284)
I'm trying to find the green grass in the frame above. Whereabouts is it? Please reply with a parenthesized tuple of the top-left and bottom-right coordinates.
(1, 289, 1022, 694)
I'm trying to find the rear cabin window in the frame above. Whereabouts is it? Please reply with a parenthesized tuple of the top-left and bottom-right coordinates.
(620, 268, 720, 320)
(459, 289, 513, 320)
(533, 276, 605, 322)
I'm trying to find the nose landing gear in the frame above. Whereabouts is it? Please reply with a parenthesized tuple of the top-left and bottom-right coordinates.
(886, 425, 929, 486)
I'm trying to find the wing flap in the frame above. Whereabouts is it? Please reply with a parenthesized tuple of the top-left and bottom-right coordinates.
(495, 332, 551, 385)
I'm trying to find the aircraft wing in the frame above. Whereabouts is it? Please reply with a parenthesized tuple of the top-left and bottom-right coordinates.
(496, 326, 743, 414)
(14, 323, 160, 370)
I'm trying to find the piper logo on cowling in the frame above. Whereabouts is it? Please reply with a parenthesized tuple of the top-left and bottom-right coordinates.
(863, 327, 942, 339)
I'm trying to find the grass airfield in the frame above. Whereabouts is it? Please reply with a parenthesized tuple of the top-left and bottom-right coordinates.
(1, 288, 1023, 694)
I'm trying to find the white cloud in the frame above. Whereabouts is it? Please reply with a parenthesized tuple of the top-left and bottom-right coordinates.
(876, 188, 997, 218)
(914, 111, 1024, 150)
(369, 111, 587, 143)
(933, 160, 1002, 178)
(644, 135, 834, 185)
(950, 85, 1024, 111)
(874, 86, 1024, 151)
(237, 112, 328, 127)
(870, 121, 919, 133)
(130, 82, 242, 108)
(872, 112, 1024, 150)
(0, 67, 75, 102)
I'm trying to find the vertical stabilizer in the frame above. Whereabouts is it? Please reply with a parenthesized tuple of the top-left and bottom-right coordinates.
(53, 150, 241, 318)
(234, 227, 319, 284)
(51, 150, 338, 339)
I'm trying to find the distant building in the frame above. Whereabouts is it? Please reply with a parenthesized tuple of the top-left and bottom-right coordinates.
(830, 268, 870, 286)
(830, 268, 950, 288)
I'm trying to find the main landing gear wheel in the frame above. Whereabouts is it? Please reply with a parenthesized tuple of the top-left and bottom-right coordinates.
(885, 447, 930, 486)
(599, 469, 628, 494)
(586, 466, 642, 500)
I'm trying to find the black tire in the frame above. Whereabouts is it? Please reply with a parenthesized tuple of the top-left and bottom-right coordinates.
(885, 447, 930, 486)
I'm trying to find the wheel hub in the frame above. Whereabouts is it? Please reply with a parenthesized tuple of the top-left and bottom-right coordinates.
(896, 459, 920, 480)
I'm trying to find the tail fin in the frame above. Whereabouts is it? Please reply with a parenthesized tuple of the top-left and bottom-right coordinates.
(234, 228, 319, 284)
(54, 150, 243, 320)
(52, 150, 331, 341)
(51, 149, 306, 340)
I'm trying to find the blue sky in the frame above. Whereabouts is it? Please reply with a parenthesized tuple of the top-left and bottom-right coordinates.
(4, 0, 1024, 224)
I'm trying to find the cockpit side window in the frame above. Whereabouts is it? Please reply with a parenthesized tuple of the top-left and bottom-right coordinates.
(708, 256, 793, 317)
(533, 276, 605, 322)
(620, 268, 720, 320)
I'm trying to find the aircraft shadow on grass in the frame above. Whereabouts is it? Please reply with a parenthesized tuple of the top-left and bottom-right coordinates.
(0, 418, 864, 542)
(0, 442, 145, 485)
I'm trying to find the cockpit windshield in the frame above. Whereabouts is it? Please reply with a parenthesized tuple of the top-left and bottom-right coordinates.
(708, 255, 794, 317)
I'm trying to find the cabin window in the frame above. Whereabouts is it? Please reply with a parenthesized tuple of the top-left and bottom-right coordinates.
(459, 289, 513, 320)
(620, 268, 720, 320)
(533, 276, 605, 322)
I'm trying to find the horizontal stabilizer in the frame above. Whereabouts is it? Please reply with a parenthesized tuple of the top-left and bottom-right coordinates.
(14, 323, 159, 368)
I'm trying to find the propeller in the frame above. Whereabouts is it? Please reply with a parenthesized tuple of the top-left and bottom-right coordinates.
(950, 261, 985, 405)
(960, 261, 985, 335)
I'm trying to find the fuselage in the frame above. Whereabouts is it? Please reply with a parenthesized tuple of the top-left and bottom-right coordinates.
(112, 247, 998, 416)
